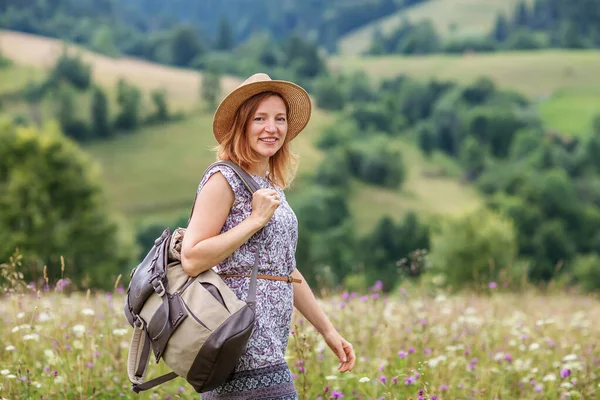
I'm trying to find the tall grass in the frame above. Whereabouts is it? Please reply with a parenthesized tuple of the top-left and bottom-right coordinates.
(1, 254, 599, 399)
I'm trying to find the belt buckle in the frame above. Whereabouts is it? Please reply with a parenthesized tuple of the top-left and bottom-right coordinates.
(287, 276, 293, 283)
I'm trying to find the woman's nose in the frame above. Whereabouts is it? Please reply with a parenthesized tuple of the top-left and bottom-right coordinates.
(265, 119, 277, 132)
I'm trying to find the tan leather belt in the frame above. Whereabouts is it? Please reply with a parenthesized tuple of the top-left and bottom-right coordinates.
(219, 274, 302, 284)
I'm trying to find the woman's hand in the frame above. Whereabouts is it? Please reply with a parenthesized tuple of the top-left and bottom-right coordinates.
(249, 189, 281, 227)
(323, 330, 356, 373)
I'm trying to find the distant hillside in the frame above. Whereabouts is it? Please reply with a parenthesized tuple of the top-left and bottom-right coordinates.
(0, 30, 243, 110)
(338, 0, 528, 55)
(331, 50, 600, 136)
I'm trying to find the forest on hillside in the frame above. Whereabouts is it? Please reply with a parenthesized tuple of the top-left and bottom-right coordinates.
(369, 0, 600, 55)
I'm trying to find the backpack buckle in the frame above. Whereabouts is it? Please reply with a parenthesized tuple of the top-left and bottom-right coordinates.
(152, 280, 166, 297)
(133, 316, 145, 330)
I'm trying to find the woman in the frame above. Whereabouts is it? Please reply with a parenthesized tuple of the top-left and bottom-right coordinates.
(180, 73, 356, 399)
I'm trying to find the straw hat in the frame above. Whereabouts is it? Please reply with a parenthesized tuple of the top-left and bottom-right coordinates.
(212, 73, 312, 144)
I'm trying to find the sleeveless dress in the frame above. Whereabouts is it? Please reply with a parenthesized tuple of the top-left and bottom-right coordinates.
(199, 165, 299, 400)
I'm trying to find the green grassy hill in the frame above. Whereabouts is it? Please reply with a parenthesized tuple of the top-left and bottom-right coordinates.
(0, 30, 481, 235)
(331, 50, 600, 136)
(337, 0, 529, 55)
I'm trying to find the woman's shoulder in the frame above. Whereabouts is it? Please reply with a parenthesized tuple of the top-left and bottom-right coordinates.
(198, 164, 248, 197)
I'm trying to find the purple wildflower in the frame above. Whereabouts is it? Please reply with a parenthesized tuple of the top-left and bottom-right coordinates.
(378, 376, 387, 384)
(440, 384, 449, 391)
(560, 368, 571, 379)
(331, 390, 344, 399)
(398, 350, 407, 358)
(489, 281, 497, 289)
(372, 280, 383, 292)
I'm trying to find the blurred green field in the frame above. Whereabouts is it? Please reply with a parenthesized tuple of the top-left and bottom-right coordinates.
(338, 0, 529, 55)
(331, 50, 600, 136)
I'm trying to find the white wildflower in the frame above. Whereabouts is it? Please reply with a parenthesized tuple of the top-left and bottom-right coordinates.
(543, 373, 556, 382)
(23, 333, 40, 341)
(54, 376, 64, 384)
(561, 382, 573, 389)
(563, 354, 578, 362)
(11, 326, 19, 333)
(112, 328, 128, 336)
(32, 382, 42, 388)
(73, 340, 83, 350)
(325, 375, 338, 380)
(17, 312, 25, 319)
(81, 308, 95, 316)
(0, 370, 9, 376)
(6, 375, 15, 379)
(359, 377, 370, 383)
(4, 345, 15, 351)
(38, 312, 52, 322)
(435, 294, 447, 302)
(72, 324, 86, 337)
(529, 343, 540, 351)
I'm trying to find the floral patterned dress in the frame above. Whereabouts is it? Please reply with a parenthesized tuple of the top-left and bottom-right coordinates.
(199, 165, 299, 400)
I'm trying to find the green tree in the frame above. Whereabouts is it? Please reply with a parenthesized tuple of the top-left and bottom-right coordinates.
(56, 85, 89, 141)
(0, 121, 136, 289)
(90, 85, 111, 138)
(91, 25, 119, 57)
(150, 89, 170, 122)
(492, 12, 510, 42)
(313, 149, 352, 191)
(460, 136, 486, 180)
(417, 121, 436, 158)
(170, 25, 204, 67)
(313, 75, 345, 111)
(428, 207, 518, 289)
(200, 66, 222, 112)
(51, 50, 92, 91)
(215, 17, 234, 51)
(114, 78, 141, 131)
(348, 136, 406, 189)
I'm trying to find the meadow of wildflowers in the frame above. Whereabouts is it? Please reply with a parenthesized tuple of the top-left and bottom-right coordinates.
(1, 277, 599, 400)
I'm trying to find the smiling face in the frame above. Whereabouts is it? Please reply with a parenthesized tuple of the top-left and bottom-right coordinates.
(246, 95, 288, 162)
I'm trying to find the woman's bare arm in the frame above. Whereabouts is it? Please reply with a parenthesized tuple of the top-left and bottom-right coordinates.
(180, 173, 262, 276)
(180, 172, 280, 277)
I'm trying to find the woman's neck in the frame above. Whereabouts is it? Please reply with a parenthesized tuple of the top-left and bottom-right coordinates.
(246, 161, 269, 178)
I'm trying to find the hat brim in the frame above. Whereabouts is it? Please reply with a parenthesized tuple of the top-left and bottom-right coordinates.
(212, 80, 312, 144)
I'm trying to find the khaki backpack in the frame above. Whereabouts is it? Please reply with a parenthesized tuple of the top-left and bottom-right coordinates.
(123, 161, 261, 393)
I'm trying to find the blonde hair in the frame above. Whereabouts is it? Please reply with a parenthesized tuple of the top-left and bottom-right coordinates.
(215, 91, 299, 188)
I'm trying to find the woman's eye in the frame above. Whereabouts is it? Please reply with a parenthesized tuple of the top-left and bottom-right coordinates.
(254, 117, 263, 121)
(277, 117, 286, 122)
